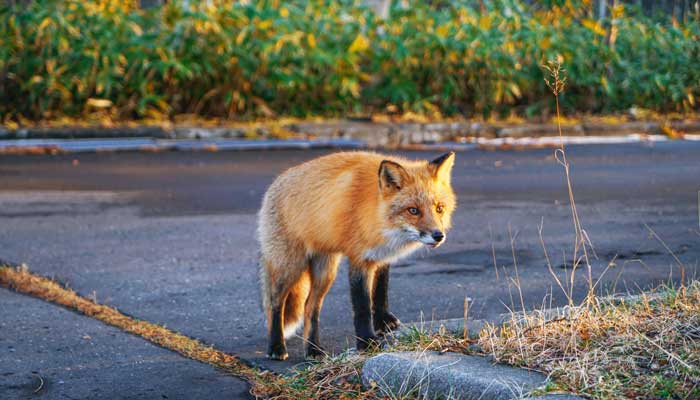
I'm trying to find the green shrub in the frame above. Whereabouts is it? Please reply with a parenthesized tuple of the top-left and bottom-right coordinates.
(0, 0, 698, 121)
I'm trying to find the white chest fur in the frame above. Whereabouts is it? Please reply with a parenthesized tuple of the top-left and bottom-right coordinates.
(363, 228, 422, 264)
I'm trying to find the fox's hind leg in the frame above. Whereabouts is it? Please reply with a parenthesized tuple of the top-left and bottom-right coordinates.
(372, 264, 401, 335)
(262, 248, 308, 361)
(303, 253, 341, 359)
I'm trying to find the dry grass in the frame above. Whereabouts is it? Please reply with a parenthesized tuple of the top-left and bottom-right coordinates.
(251, 352, 375, 400)
(382, 284, 700, 399)
(478, 284, 700, 398)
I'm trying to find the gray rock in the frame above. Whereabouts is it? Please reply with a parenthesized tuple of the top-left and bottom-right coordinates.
(362, 351, 549, 399)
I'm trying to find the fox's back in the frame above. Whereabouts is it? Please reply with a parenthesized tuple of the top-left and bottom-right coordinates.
(258, 152, 389, 253)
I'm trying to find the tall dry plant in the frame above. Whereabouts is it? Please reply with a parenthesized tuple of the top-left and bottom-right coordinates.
(542, 60, 595, 305)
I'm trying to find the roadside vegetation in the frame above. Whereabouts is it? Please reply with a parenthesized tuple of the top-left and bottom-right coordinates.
(247, 61, 700, 399)
(1, 0, 699, 124)
(5, 258, 698, 399)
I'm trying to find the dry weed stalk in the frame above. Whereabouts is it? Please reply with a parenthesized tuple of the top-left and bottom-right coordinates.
(543, 59, 595, 304)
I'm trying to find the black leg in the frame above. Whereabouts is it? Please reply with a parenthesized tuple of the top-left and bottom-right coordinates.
(267, 305, 288, 360)
(305, 308, 324, 358)
(373, 265, 401, 334)
(349, 266, 377, 350)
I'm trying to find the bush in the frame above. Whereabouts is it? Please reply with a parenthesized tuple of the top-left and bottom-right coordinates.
(1, 0, 698, 121)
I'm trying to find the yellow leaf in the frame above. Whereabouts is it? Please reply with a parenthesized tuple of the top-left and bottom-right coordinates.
(257, 20, 272, 30)
(86, 98, 113, 108)
(612, 4, 625, 18)
(348, 33, 370, 53)
(280, 7, 289, 18)
(37, 17, 51, 34)
(236, 29, 247, 45)
(436, 25, 449, 38)
(582, 19, 606, 36)
(307, 33, 316, 49)
(478, 15, 491, 30)
(129, 22, 143, 36)
(45, 59, 56, 74)
(509, 83, 521, 98)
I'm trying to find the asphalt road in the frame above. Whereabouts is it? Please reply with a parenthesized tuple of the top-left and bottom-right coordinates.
(1, 142, 699, 398)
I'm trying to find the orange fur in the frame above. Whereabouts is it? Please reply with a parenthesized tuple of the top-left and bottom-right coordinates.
(258, 151, 456, 356)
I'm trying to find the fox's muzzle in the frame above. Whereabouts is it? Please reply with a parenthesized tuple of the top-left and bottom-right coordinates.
(419, 230, 445, 248)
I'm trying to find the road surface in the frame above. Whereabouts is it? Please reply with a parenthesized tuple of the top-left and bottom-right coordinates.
(1, 142, 699, 398)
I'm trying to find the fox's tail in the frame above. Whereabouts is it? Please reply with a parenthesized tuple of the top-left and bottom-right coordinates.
(282, 269, 310, 338)
(260, 266, 310, 339)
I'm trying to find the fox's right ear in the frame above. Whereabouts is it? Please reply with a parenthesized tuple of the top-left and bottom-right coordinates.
(378, 160, 407, 192)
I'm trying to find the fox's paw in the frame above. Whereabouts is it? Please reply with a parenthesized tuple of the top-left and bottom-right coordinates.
(305, 344, 327, 360)
(267, 343, 289, 361)
(267, 351, 289, 361)
(374, 312, 401, 335)
(356, 335, 380, 352)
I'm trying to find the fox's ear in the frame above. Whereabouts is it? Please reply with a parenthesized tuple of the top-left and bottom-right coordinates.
(429, 152, 455, 183)
(379, 160, 407, 192)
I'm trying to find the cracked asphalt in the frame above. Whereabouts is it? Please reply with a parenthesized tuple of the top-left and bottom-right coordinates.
(1, 142, 699, 398)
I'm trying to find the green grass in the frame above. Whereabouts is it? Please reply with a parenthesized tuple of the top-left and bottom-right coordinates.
(1, 0, 699, 122)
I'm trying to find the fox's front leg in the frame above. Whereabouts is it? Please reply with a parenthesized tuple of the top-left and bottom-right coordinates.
(372, 264, 401, 335)
(349, 264, 378, 350)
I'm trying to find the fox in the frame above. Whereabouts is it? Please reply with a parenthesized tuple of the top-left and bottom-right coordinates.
(257, 151, 456, 360)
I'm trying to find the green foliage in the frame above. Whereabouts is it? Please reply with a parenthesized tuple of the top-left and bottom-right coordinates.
(1, 0, 698, 121)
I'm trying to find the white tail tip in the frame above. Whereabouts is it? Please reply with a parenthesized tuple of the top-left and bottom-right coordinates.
(283, 319, 303, 339)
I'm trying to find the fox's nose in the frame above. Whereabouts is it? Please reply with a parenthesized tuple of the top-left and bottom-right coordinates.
(432, 231, 445, 243)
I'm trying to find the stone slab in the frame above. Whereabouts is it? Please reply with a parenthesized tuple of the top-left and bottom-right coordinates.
(362, 351, 551, 400)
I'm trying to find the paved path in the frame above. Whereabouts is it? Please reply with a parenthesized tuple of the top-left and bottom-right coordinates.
(0, 289, 250, 399)
(1, 142, 699, 397)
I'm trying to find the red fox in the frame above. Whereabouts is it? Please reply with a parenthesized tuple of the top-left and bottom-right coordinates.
(258, 151, 456, 360)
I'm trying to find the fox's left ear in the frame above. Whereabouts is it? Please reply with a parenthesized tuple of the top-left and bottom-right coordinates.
(429, 152, 455, 183)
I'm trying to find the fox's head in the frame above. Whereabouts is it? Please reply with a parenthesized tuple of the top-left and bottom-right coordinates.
(378, 152, 456, 249)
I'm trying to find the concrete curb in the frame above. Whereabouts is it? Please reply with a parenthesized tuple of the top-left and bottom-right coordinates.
(0, 137, 365, 154)
(3, 119, 700, 146)
(376, 293, 666, 399)
(1, 134, 698, 155)
(361, 351, 583, 400)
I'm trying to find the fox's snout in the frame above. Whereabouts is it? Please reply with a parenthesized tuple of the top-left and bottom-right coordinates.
(418, 229, 446, 248)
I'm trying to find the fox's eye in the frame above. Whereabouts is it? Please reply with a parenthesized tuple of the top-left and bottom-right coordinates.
(407, 207, 420, 215)
(436, 205, 444, 214)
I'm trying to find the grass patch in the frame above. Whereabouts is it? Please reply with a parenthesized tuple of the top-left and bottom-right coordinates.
(477, 284, 700, 398)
